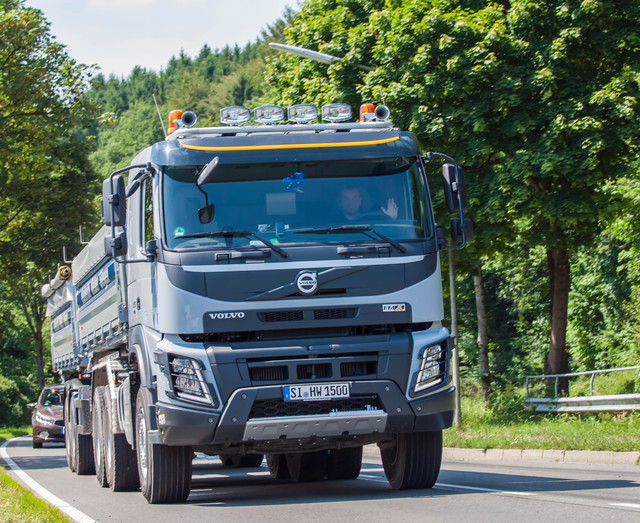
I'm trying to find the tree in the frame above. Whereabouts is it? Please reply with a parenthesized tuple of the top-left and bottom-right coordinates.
(0, 0, 98, 388)
(266, 0, 640, 391)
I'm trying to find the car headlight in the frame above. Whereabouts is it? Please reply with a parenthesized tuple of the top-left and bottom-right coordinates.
(35, 412, 53, 425)
(414, 344, 445, 393)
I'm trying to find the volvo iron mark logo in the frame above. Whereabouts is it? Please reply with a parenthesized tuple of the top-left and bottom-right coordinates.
(296, 272, 318, 295)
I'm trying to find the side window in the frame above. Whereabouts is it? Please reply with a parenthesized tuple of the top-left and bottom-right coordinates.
(143, 179, 154, 244)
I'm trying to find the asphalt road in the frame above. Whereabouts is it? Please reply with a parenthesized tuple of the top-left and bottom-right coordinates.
(3, 436, 640, 522)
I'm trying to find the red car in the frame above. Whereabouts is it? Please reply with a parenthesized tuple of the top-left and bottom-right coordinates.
(28, 384, 65, 448)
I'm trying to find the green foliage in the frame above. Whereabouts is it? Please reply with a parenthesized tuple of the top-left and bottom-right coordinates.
(266, 0, 640, 386)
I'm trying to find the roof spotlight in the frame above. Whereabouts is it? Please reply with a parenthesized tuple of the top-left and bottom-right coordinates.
(220, 106, 251, 125)
(322, 103, 352, 122)
(288, 104, 318, 123)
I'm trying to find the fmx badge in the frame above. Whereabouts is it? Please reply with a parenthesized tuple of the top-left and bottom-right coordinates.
(382, 303, 406, 312)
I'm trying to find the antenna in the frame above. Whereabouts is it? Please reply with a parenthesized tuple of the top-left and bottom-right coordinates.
(153, 94, 167, 139)
(63, 246, 72, 264)
(79, 225, 90, 246)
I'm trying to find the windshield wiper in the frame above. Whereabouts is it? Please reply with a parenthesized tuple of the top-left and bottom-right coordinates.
(294, 225, 406, 253)
(176, 230, 288, 258)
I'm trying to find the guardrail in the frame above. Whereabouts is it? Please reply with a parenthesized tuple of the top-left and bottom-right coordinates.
(524, 366, 640, 413)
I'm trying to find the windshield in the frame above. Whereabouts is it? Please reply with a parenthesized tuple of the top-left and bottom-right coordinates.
(162, 158, 432, 251)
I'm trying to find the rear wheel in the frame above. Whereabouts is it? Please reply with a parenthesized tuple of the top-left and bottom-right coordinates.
(103, 387, 139, 491)
(381, 430, 443, 489)
(266, 453, 290, 480)
(220, 453, 264, 468)
(136, 387, 192, 503)
(326, 446, 363, 480)
(92, 386, 108, 487)
(286, 451, 328, 483)
(66, 386, 95, 475)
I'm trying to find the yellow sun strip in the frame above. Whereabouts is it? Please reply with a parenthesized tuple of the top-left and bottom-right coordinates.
(181, 135, 400, 152)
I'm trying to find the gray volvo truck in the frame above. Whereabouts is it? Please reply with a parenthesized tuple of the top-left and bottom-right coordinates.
(43, 103, 470, 503)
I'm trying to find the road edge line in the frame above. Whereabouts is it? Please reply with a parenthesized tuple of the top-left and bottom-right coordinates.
(1, 437, 96, 523)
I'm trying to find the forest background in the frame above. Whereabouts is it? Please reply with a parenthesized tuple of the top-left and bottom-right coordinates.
(1, 0, 639, 426)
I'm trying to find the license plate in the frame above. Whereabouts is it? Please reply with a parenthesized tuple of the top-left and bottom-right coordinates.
(283, 383, 350, 401)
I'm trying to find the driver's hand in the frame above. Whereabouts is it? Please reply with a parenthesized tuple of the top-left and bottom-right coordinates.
(381, 198, 398, 219)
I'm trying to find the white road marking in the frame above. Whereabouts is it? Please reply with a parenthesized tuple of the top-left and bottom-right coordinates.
(0, 437, 96, 523)
(245, 471, 271, 476)
(436, 482, 536, 496)
(610, 503, 640, 510)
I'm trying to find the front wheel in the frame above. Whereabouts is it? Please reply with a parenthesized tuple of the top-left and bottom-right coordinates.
(380, 430, 443, 489)
(136, 387, 192, 504)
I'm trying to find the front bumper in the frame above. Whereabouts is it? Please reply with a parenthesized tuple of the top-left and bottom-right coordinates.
(154, 380, 454, 447)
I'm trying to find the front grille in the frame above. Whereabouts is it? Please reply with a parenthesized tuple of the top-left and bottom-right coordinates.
(258, 308, 358, 323)
(259, 310, 304, 322)
(297, 363, 332, 380)
(249, 366, 288, 381)
(341, 360, 377, 377)
(249, 395, 382, 419)
(314, 308, 357, 320)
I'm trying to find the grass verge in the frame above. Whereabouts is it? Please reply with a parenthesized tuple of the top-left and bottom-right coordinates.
(444, 394, 640, 452)
(0, 427, 70, 523)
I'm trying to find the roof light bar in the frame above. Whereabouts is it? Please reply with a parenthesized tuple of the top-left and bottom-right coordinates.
(254, 105, 285, 124)
(220, 106, 251, 125)
(322, 103, 352, 122)
(288, 104, 318, 123)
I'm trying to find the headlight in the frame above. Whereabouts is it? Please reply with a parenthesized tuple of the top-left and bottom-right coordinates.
(415, 344, 445, 393)
(169, 355, 216, 406)
(35, 412, 53, 425)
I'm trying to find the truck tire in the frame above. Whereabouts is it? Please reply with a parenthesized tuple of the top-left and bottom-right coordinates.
(326, 446, 363, 480)
(220, 453, 264, 468)
(65, 387, 95, 475)
(286, 451, 328, 482)
(104, 388, 139, 491)
(136, 387, 192, 503)
(92, 386, 109, 487)
(266, 453, 290, 480)
(75, 434, 96, 475)
(381, 430, 443, 490)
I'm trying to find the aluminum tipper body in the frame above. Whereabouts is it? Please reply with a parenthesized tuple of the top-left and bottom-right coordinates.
(44, 115, 469, 503)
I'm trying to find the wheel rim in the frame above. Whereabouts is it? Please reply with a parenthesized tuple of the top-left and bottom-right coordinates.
(104, 409, 112, 473)
(66, 399, 75, 465)
(137, 406, 148, 481)
(94, 410, 102, 467)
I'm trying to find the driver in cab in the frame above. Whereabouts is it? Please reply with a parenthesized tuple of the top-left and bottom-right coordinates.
(339, 186, 398, 221)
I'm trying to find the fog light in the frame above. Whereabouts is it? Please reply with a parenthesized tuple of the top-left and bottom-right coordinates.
(415, 344, 444, 392)
(169, 355, 215, 405)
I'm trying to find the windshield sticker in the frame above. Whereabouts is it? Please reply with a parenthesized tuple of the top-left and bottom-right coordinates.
(174, 227, 185, 237)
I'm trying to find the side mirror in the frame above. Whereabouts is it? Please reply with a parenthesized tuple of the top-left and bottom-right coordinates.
(27, 402, 36, 410)
(198, 204, 215, 224)
(451, 218, 474, 244)
(442, 164, 468, 214)
(102, 175, 126, 227)
(104, 232, 128, 258)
